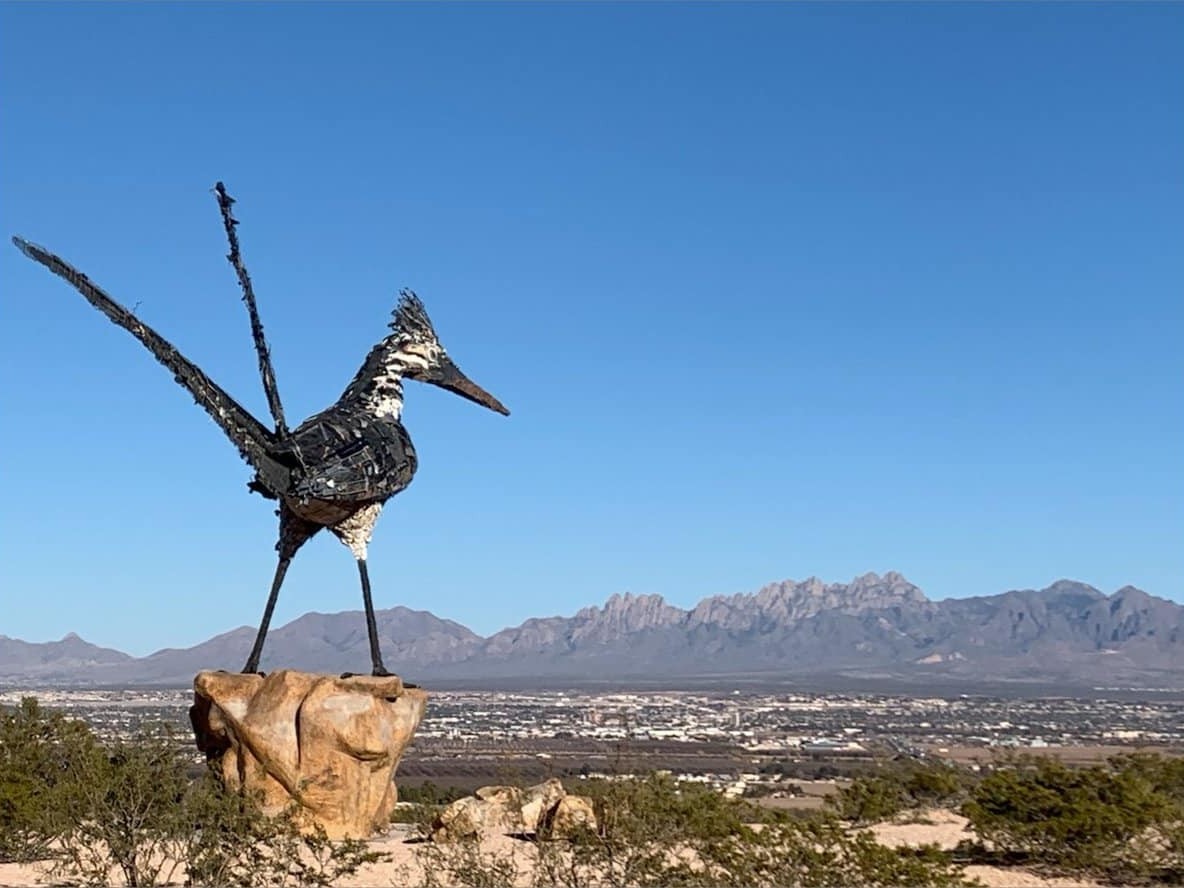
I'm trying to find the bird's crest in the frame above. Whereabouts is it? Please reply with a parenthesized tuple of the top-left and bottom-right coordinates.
(390, 290, 437, 342)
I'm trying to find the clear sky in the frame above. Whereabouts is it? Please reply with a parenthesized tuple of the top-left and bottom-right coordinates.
(1, 3, 1181, 656)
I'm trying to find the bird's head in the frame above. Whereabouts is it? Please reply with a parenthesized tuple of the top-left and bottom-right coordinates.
(385, 290, 510, 416)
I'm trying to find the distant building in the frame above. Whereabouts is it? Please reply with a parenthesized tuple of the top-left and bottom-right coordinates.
(802, 738, 870, 757)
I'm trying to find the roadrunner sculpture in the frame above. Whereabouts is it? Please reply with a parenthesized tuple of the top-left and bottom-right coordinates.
(12, 183, 509, 677)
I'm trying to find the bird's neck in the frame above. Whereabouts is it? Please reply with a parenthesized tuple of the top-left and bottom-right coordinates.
(341, 342, 410, 420)
(357, 373, 405, 419)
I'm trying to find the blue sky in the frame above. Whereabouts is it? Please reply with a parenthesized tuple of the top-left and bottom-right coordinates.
(1, 3, 1181, 656)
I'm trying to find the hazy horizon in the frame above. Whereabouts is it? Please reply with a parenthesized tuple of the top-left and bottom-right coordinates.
(2, 570, 1167, 657)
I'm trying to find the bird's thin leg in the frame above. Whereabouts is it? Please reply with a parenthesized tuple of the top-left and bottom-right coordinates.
(243, 506, 319, 674)
(357, 559, 391, 677)
(242, 555, 292, 674)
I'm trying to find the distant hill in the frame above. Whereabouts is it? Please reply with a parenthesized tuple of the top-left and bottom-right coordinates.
(0, 632, 132, 682)
(83, 607, 482, 686)
(2, 574, 1180, 688)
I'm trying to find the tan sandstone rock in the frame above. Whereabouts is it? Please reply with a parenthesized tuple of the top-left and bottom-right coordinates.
(431, 794, 524, 843)
(520, 778, 567, 833)
(474, 784, 525, 807)
(190, 669, 426, 839)
(431, 779, 597, 842)
(540, 794, 598, 839)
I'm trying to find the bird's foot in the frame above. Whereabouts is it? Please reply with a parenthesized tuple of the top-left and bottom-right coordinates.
(341, 667, 412, 685)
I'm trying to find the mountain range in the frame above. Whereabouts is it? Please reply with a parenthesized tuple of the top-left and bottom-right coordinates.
(2, 573, 1181, 689)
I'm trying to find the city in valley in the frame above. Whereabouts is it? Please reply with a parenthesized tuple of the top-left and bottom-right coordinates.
(3, 684, 1181, 801)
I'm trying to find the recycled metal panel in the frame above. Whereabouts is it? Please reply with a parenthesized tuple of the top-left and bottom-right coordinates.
(284, 407, 418, 503)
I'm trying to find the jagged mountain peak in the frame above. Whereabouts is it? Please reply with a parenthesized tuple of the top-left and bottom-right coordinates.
(1039, 579, 1106, 604)
(603, 591, 670, 609)
(705, 572, 929, 625)
(575, 591, 684, 633)
(3, 576, 1179, 687)
(1112, 585, 1153, 604)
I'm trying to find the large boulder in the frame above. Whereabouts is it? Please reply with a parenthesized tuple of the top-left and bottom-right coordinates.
(521, 778, 567, 833)
(431, 779, 597, 842)
(190, 669, 426, 839)
(540, 794, 598, 839)
(431, 793, 525, 843)
(474, 784, 525, 807)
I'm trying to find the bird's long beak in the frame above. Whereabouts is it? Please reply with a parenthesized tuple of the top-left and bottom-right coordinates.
(430, 356, 510, 416)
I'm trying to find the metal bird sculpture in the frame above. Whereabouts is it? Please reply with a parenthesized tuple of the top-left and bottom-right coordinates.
(11, 183, 509, 677)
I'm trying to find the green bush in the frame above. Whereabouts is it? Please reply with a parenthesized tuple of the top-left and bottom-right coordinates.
(829, 775, 909, 823)
(398, 781, 470, 805)
(1112, 753, 1184, 806)
(416, 773, 971, 887)
(179, 782, 385, 888)
(536, 773, 973, 888)
(901, 761, 968, 805)
(962, 754, 1182, 883)
(0, 697, 102, 863)
(54, 726, 195, 886)
(0, 697, 386, 886)
(829, 760, 972, 824)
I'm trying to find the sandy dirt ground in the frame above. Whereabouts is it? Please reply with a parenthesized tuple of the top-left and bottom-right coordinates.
(0, 817, 1104, 887)
(869, 806, 975, 850)
(868, 810, 1101, 887)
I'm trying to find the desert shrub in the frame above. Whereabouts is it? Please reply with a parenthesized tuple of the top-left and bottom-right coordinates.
(179, 775, 385, 888)
(527, 772, 972, 888)
(399, 781, 470, 805)
(1112, 753, 1184, 805)
(1, 697, 386, 886)
(710, 817, 975, 888)
(829, 775, 909, 823)
(962, 754, 1182, 883)
(53, 725, 195, 886)
(1109, 753, 1184, 883)
(415, 773, 970, 887)
(0, 697, 101, 863)
(417, 838, 524, 888)
(829, 760, 972, 824)
(900, 761, 970, 805)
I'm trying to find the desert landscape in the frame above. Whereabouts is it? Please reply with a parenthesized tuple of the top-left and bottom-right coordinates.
(0, 806, 1107, 888)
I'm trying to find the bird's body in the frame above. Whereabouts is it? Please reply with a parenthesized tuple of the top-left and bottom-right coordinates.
(12, 184, 508, 676)
(255, 396, 419, 601)
(272, 403, 418, 525)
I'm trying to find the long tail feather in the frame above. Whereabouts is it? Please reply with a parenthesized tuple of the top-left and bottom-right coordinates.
(12, 236, 292, 494)
(214, 182, 289, 437)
